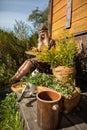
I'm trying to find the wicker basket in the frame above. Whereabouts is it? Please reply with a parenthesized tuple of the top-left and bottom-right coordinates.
(52, 66, 76, 84)
(11, 82, 26, 93)
(36, 86, 55, 93)
(62, 87, 81, 113)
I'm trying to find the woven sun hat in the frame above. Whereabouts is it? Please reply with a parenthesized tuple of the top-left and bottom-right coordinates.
(39, 24, 48, 33)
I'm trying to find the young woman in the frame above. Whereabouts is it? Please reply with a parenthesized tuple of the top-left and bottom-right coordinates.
(10, 24, 55, 83)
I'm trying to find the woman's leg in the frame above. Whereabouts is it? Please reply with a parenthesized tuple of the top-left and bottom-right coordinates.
(11, 59, 34, 81)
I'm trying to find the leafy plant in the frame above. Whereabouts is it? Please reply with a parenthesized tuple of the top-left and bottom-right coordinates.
(26, 72, 56, 87)
(26, 72, 80, 98)
(36, 31, 77, 67)
(0, 93, 24, 130)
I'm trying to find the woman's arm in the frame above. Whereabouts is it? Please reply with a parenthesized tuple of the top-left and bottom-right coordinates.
(48, 39, 56, 50)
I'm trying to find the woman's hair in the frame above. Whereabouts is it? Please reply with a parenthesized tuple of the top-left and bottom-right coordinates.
(38, 32, 49, 51)
(39, 24, 48, 32)
(37, 24, 55, 51)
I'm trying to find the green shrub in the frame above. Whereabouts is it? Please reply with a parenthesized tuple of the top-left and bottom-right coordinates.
(0, 93, 24, 130)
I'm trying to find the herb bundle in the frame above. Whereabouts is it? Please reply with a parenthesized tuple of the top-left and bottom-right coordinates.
(26, 72, 80, 98)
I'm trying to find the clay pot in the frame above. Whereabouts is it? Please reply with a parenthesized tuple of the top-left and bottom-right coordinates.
(37, 90, 61, 130)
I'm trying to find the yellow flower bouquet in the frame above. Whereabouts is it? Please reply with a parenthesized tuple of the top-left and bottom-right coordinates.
(36, 31, 77, 68)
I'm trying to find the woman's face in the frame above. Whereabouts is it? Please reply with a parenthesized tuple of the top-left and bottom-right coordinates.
(41, 33, 45, 39)
(39, 31, 47, 39)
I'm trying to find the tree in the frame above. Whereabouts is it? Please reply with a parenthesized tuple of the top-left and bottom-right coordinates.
(14, 20, 31, 40)
(0, 29, 27, 85)
(28, 7, 48, 31)
(29, 31, 38, 49)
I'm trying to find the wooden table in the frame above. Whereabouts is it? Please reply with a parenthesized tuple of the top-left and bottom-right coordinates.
(18, 92, 87, 130)
(25, 51, 40, 56)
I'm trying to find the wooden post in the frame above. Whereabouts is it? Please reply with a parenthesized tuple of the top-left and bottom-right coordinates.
(66, 0, 72, 29)
(48, 0, 53, 37)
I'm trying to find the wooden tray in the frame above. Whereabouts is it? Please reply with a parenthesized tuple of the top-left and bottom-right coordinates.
(25, 51, 39, 56)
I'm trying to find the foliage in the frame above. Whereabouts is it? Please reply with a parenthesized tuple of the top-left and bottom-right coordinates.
(0, 93, 24, 130)
(14, 20, 30, 40)
(36, 31, 77, 67)
(29, 31, 38, 49)
(0, 29, 27, 85)
(0, 29, 38, 86)
(27, 72, 57, 87)
(26, 72, 80, 98)
(28, 7, 48, 31)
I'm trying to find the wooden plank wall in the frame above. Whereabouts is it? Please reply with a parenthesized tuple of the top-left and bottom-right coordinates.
(51, 0, 87, 39)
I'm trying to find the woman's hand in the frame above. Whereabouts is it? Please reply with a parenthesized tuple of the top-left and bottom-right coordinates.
(32, 47, 38, 52)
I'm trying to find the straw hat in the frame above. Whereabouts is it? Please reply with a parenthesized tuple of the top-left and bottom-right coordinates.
(39, 24, 48, 32)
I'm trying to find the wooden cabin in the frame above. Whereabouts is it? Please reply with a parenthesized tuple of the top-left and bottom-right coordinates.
(48, 0, 87, 89)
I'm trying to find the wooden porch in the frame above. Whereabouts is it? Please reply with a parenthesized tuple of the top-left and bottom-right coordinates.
(18, 91, 87, 130)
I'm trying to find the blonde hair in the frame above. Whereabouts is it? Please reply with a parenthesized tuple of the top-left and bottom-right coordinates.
(38, 32, 49, 51)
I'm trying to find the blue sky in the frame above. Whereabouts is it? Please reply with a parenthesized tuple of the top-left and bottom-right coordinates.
(0, 0, 49, 31)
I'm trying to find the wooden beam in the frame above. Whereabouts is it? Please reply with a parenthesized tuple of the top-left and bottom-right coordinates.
(66, 0, 72, 29)
(48, 0, 53, 37)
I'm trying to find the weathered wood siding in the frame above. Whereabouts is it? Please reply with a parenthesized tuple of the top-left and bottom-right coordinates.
(51, 0, 87, 39)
